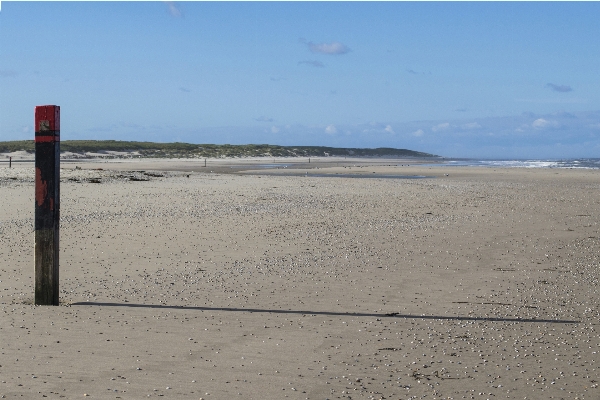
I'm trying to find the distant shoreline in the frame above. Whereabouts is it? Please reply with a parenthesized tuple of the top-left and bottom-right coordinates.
(0, 155, 441, 178)
(2, 152, 598, 171)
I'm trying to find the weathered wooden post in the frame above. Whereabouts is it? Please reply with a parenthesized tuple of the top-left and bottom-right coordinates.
(9, 157, 11, 168)
(34, 105, 60, 306)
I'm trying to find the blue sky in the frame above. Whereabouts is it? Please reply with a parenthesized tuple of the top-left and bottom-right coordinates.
(1, 1, 599, 158)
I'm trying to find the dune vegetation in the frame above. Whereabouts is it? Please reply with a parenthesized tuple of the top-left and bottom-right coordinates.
(0, 140, 436, 158)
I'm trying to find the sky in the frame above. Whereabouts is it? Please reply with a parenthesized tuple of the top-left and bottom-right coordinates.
(1, 1, 600, 159)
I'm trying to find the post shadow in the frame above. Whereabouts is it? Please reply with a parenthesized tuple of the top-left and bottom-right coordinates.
(70, 302, 579, 324)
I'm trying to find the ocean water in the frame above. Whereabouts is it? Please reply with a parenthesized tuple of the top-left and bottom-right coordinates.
(433, 158, 600, 170)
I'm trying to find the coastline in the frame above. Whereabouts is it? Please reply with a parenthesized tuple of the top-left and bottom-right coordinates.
(3, 150, 598, 172)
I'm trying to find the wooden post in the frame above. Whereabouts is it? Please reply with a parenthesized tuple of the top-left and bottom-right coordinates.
(34, 105, 60, 306)
(9, 157, 12, 168)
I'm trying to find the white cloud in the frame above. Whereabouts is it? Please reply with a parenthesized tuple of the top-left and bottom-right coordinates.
(462, 122, 481, 130)
(271, 126, 280, 134)
(515, 125, 527, 133)
(164, 1, 183, 17)
(307, 41, 350, 55)
(432, 122, 450, 132)
(384, 125, 394, 134)
(532, 118, 558, 129)
(325, 124, 337, 134)
(412, 129, 424, 137)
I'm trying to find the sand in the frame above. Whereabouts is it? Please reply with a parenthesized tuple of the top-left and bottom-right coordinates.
(1, 159, 598, 399)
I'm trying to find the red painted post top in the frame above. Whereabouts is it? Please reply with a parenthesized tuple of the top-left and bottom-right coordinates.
(35, 105, 60, 142)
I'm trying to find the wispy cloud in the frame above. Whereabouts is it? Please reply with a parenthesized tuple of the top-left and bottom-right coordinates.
(121, 122, 144, 129)
(255, 116, 273, 122)
(298, 60, 325, 68)
(432, 122, 450, 132)
(462, 122, 482, 130)
(406, 69, 418, 75)
(546, 83, 573, 92)
(552, 111, 577, 118)
(303, 40, 351, 55)
(179, 87, 191, 93)
(87, 111, 598, 159)
(360, 122, 396, 135)
(516, 97, 584, 104)
(164, 1, 183, 18)
(87, 124, 118, 133)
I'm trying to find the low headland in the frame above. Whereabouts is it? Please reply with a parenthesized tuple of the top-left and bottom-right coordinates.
(0, 140, 437, 159)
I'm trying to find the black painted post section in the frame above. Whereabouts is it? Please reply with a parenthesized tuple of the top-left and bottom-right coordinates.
(34, 105, 60, 306)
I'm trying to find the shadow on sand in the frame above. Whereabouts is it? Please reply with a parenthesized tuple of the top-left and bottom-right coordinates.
(71, 302, 579, 324)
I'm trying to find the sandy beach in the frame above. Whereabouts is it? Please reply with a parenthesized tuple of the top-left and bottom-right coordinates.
(1, 158, 598, 399)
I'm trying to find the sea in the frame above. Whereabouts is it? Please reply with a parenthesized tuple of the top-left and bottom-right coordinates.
(429, 158, 600, 170)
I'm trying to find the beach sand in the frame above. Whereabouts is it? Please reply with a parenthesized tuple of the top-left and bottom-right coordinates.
(1, 159, 598, 399)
